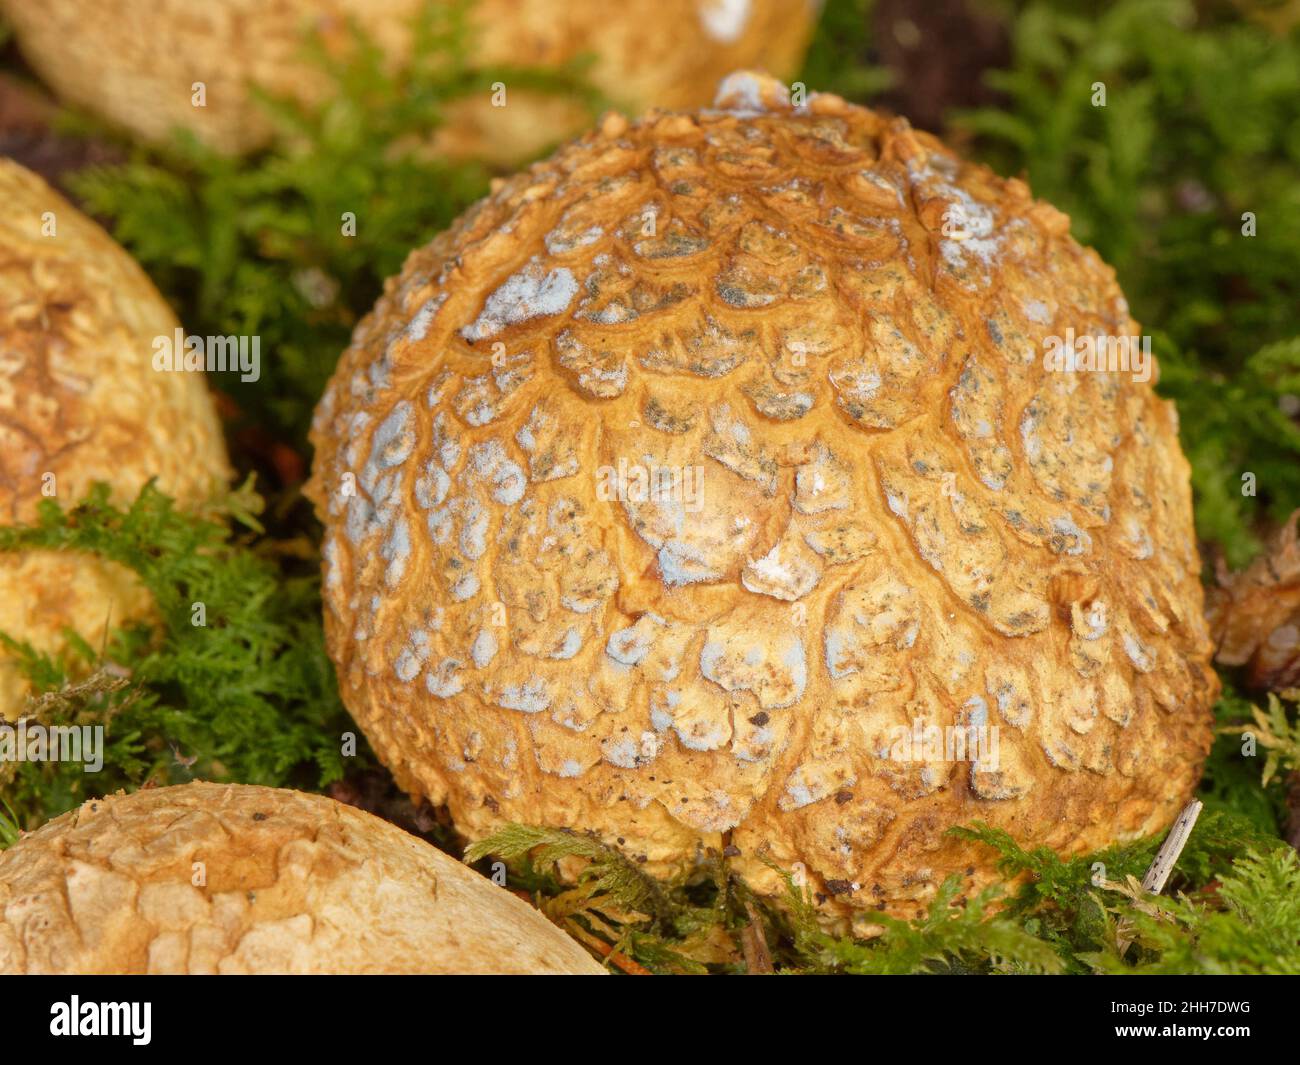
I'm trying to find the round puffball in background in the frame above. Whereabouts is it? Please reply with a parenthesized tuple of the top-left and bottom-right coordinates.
(0, 0, 819, 162)
(307, 73, 1219, 927)
(0, 159, 231, 719)
(0, 781, 604, 974)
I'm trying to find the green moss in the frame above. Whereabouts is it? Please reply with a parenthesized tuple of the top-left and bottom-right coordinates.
(463, 808, 1298, 974)
(0, 799, 18, 850)
(1079, 848, 1300, 974)
(466, 824, 676, 925)
(1201, 685, 1294, 835)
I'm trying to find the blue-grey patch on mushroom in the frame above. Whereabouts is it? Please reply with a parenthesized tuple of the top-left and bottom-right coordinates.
(459, 498, 489, 560)
(426, 658, 464, 698)
(366, 401, 415, 480)
(549, 627, 584, 660)
(1049, 514, 1092, 556)
(498, 677, 551, 713)
(656, 540, 722, 586)
(605, 617, 662, 665)
(381, 517, 410, 586)
(414, 462, 451, 509)
(450, 572, 480, 602)
(345, 495, 376, 545)
(470, 628, 498, 669)
(461, 259, 579, 342)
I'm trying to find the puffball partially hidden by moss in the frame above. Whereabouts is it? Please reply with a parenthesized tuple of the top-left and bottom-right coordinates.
(0, 160, 231, 718)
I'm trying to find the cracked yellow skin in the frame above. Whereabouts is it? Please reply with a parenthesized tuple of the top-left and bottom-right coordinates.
(0, 160, 230, 719)
(307, 74, 1218, 929)
(0, 0, 817, 162)
(0, 782, 604, 974)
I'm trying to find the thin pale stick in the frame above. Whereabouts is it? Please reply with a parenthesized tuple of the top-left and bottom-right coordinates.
(1141, 799, 1203, 895)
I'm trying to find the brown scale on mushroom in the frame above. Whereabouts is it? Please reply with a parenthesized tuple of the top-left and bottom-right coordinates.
(307, 73, 1218, 930)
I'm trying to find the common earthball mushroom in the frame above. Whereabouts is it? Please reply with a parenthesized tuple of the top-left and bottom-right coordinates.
(306, 72, 1219, 928)
(0, 781, 604, 973)
(0, 0, 818, 162)
(0, 159, 230, 718)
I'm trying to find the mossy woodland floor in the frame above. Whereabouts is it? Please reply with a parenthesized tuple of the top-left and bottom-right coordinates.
(1, 0, 1298, 973)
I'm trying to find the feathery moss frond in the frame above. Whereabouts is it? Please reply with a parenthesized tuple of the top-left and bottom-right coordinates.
(466, 824, 675, 923)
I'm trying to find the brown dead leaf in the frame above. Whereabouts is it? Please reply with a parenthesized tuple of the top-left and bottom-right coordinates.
(1207, 510, 1300, 690)
(0, 72, 125, 191)
(740, 899, 774, 974)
